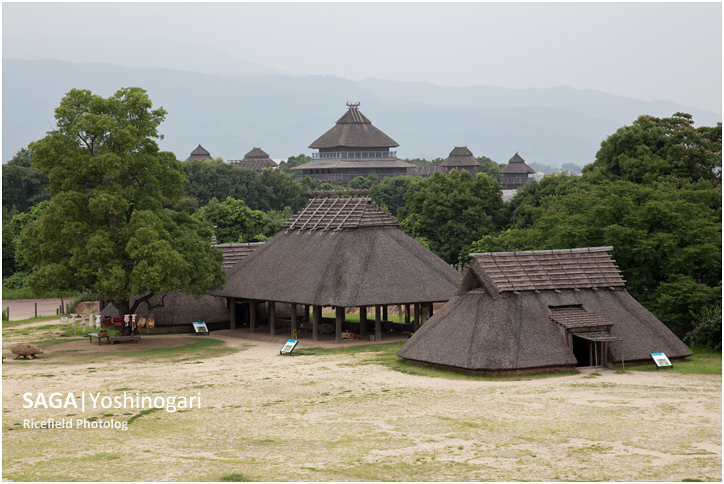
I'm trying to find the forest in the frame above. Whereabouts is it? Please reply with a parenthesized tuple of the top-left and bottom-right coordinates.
(2, 88, 721, 347)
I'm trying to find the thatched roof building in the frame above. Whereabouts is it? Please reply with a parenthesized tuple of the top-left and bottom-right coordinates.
(186, 144, 213, 161)
(214, 189, 462, 342)
(441, 146, 480, 175)
(397, 247, 692, 375)
(293, 103, 416, 184)
(229, 147, 278, 174)
(500, 152, 535, 190)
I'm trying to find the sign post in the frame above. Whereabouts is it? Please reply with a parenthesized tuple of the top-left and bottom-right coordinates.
(192, 322, 210, 335)
(651, 352, 672, 369)
(280, 340, 298, 356)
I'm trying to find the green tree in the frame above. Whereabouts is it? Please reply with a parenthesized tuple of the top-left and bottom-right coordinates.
(371, 175, 414, 216)
(259, 167, 308, 212)
(21, 87, 224, 314)
(584, 113, 722, 183)
(2, 148, 50, 216)
(195, 197, 266, 244)
(475, 156, 504, 181)
(398, 169, 505, 265)
(183, 159, 272, 210)
(278, 154, 312, 174)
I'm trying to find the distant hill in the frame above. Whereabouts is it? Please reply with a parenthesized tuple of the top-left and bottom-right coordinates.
(3, 59, 720, 167)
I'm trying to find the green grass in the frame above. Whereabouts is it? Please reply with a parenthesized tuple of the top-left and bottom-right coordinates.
(631, 348, 722, 375)
(320, 312, 405, 323)
(1, 288, 80, 300)
(296, 341, 579, 381)
(219, 473, 253, 482)
(2, 315, 62, 328)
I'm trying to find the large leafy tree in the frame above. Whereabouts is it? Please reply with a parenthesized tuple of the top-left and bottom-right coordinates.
(584, 112, 722, 183)
(259, 167, 308, 212)
(398, 169, 505, 265)
(183, 158, 273, 210)
(2, 148, 50, 216)
(21, 87, 224, 314)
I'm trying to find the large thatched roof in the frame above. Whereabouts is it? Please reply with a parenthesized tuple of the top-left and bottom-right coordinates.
(228, 147, 278, 173)
(397, 247, 691, 373)
(441, 146, 481, 168)
(213, 194, 461, 307)
(186, 144, 212, 161)
(309, 103, 399, 150)
(499, 152, 535, 174)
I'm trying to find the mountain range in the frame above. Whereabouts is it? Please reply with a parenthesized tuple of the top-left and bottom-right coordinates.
(3, 58, 720, 167)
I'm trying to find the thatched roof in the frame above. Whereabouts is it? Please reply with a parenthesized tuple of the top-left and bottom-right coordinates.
(397, 247, 692, 373)
(213, 242, 265, 271)
(186, 144, 213, 161)
(228, 147, 278, 172)
(441, 146, 481, 168)
(292, 159, 415, 170)
(411, 165, 443, 178)
(213, 194, 461, 307)
(499, 152, 535, 174)
(309, 103, 399, 150)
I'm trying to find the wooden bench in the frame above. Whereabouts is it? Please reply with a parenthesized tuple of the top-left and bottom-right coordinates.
(88, 332, 110, 345)
(110, 336, 141, 345)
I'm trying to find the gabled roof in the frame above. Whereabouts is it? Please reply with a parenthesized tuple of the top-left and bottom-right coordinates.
(500, 152, 535, 174)
(441, 146, 481, 167)
(548, 304, 614, 330)
(469, 247, 626, 295)
(186, 144, 213, 161)
(213, 194, 461, 307)
(309, 103, 399, 150)
(212, 242, 265, 271)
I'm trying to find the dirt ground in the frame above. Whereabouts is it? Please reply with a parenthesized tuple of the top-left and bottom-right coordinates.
(2, 318, 721, 482)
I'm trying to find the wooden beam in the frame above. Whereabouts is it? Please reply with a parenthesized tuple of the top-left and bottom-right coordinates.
(269, 301, 276, 336)
(312, 305, 321, 341)
(336, 306, 344, 344)
(290, 303, 297, 337)
(375, 305, 382, 341)
(229, 298, 236, 330)
(359, 306, 368, 339)
(249, 301, 257, 333)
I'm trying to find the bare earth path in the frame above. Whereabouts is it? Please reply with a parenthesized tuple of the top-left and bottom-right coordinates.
(2, 325, 721, 482)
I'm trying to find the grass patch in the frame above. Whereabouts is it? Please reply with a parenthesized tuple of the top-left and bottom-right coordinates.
(1, 288, 80, 300)
(297, 341, 579, 381)
(2, 315, 62, 328)
(126, 407, 163, 425)
(220, 472, 253, 482)
(632, 348, 721, 375)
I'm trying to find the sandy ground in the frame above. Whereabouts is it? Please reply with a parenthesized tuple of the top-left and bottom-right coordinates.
(2, 318, 721, 482)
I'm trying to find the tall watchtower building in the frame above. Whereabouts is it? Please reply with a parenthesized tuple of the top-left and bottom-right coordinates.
(500, 152, 535, 190)
(293, 102, 416, 184)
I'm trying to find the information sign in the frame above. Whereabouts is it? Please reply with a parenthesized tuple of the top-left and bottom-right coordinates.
(192, 322, 210, 335)
(651, 352, 672, 368)
(280, 340, 298, 356)
(60, 317, 69, 323)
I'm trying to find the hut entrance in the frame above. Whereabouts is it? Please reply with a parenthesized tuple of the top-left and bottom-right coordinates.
(233, 302, 251, 328)
(572, 333, 623, 368)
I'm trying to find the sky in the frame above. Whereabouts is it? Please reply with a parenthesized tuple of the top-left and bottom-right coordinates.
(2, 2, 722, 114)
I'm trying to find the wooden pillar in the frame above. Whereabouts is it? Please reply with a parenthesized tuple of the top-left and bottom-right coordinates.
(268, 301, 276, 336)
(375, 305, 382, 341)
(249, 301, 257, 333)
(413, 303, 420, 331)
(382, 306, 388, 321)
(312, 305, 321, 341)
(359, 306, 368, 339)
(290, 303, 297, 337)
(335, 306, 344, 344)
(404, 304, 411, 324)
(427, 302, 434, 318)
(229, 298, 236, 330)
(304, 305, 310, 323)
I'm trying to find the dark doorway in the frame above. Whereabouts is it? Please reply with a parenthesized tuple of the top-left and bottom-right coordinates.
(234, 302, 250, 328)
(572, 335, 595, 366)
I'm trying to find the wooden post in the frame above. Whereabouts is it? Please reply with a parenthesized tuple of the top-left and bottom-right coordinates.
(375, 305, 382, 341)
(229, 298, 237, 330)
(250, 301, 257, 333)
(304, 305, 310, 323)
(335, 306, 344, 344)
(312, 305, 321, 341)
(413, 303, 420, 331)
(427, 302, 434, 318)
(359, 306, 368, 339)
(382, 306, 388, 321)
(269, 301, 276, 336)
(620, 341, 625, 371)
(35, 302, 38, 318)
(404, 304, 411, 324)
(290, 303, 297, 337)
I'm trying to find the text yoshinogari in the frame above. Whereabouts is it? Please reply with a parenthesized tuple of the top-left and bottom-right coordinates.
(23, 392, 202, 413)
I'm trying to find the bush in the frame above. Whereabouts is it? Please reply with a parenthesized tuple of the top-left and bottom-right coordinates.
(685, 305, 722, 352)
(2, 271, 28, 290)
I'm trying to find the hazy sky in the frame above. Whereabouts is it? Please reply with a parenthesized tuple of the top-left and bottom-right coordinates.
(3, 2, 722, 113)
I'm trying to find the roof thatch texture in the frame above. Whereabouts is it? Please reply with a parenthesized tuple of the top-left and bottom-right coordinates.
(292, 159, 414, 170)
(309, 103, 399, 150)
(213, 242, 265, 271)
(499, 152, 535, 174)
(397, 247, 692, 372)
(213, 196, 461, 307)
(441, 146, 481, 167)
(411, 165, 442, 178)
(228, 147, 278, 172)
(186, 144, 213, 161)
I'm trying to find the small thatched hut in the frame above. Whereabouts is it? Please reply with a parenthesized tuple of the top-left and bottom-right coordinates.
(397, 247, 692, 375)
(186, 144, 213, 161)
(213, 189, 462, 342)
(500, 152, 535, 189)
(229, 147, 278, 174)
(441, 146, 480, 175)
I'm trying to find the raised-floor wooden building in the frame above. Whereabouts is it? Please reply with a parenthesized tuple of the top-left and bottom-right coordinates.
(185, 144, 213, 161)
(228, 147, 278, 174)
(293, 103, 417, 184)
(441, 146, 481, 175)
(500, 152, 535, 190)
